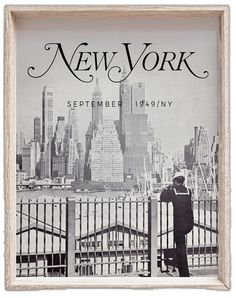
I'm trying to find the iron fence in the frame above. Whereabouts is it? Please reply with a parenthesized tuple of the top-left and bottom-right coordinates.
(73, 197, 150, 277)
(16, 195, 218, 277)
(16, 197, 67, 277)
(16, 196, 151, 277)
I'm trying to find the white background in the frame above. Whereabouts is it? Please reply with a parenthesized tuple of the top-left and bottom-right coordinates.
(0, 0, 234, 297)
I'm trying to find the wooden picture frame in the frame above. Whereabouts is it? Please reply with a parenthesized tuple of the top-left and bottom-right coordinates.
(4, 5, 230, 290)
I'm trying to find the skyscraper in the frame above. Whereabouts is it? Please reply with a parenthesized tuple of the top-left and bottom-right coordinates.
(63, 124, 70, 153)
(84, 122, 93, 181)
(41, 86, 54, 177)
(22, 141, 40, 177)
(62, 108, 81, 178)
(90, 119, 123, 182)
(52, 154, 66, 177)
(118, 72, 149, 178)
(55, 116, 65, 141)
(67, 138, 78, 175)
(147, 121, 155, 163)
(84, 80, 104, 180)
(68, 108, 79, 141)
(51, 116, 66, 177)
(39, 151, 46, 178)
(131, 82, 145, 114)
(54, 116, 65, 154)
(92, 79, 103, 130)
(74, 142, 84, 182)
(42, 86, 54, 146)
(123, 114, 150, 177)
(34, 117, 41, 143)
(119, 69, 132, 137)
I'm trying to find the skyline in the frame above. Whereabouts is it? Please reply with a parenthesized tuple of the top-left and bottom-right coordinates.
(16, 82, 218, 158)
(16, 16, 219, 155)
(16, 82, 215, 185)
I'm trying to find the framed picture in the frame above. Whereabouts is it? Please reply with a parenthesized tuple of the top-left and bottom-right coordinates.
(4, 5, 230, 290)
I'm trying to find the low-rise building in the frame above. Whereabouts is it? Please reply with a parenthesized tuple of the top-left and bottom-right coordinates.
(16, 171, 28, 185)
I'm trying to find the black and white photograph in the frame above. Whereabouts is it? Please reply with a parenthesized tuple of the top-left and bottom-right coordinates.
(4, 5, 230, 289)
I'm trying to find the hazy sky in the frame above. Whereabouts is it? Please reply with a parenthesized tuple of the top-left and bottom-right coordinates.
(16, 16, 219, 155)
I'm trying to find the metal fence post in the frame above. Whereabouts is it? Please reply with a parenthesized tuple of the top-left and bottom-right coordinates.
(148, 196, 158, 277)
(66, 197, 76, 277)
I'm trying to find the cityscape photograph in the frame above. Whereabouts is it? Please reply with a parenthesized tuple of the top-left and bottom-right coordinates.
(15, 15, 219, 278)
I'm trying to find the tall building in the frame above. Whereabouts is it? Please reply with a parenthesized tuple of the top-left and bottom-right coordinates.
(65, 139, 84, 179)
(84, 80, 103, 180)
(90, 119, 123, 182)
(54, 116, 65, 154)
(39, 142, 52, 178)
(52, 116, 66, 176)
(63, 124, 70, 153)
(131, 82, 145, 114)
(118, 72, 149, 178)
(16, 132, 25, 154)
(39, 152, 46, 178)
(42, 86, 54, 146)
(34, 117, 41, 143)
(41, 86, 54, 177)
(22, 141, 40, 177)
(197, 126, 210, 165)
(84, 122, 93, 181)
(52, 153, 66, 177)
(68, 108, 79, 141)
(92, 79, 103, 130)
(147, 121, 155, 163)
(55, 116, 65, 142)
(119, 69, 132, 137)
(123, 114, 150, 177)
(74, 142, 84, 182)
(67, 138, 79, 176)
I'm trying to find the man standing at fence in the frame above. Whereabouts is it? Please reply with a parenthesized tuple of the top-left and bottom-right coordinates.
(160, 172, 194, 277)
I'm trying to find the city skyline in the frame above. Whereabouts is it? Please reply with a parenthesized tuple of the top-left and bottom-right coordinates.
(16, 83, 218, 186)
(16, 82, 218, 160)
(16, 16, 219, 155)
(16, 82, 218, 157)
(16, 87, 218, 160)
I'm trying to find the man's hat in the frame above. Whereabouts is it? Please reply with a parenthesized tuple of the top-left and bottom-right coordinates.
(173, 172, 185, 180)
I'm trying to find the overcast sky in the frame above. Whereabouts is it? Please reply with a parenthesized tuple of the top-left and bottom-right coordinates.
(16, 16, 219, 155)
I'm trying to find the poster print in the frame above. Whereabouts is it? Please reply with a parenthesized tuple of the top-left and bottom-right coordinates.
(15, 13, 220, 280)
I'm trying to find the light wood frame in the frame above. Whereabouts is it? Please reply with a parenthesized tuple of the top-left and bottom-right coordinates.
(4, 5, 230, 290)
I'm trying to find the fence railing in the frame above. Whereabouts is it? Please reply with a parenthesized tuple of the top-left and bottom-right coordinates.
(16, 197, 67, 277)
(73, 196, 150, 277)
(16, 196, 152, 277)
(16, 195, 218, 277)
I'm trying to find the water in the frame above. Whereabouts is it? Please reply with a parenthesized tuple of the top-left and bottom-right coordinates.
(16, 189, 125, 201)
